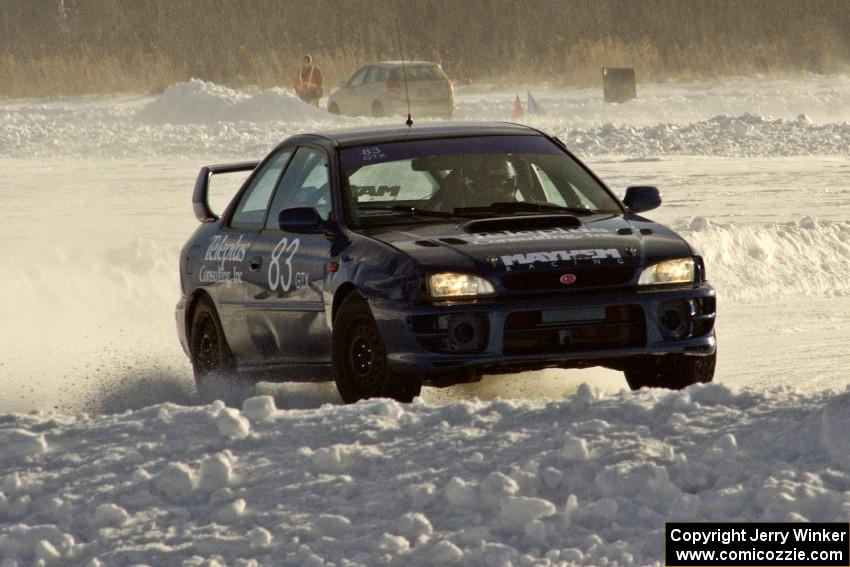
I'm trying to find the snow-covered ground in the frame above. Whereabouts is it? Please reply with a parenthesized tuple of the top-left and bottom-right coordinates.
(1, 75, 849, 565)
(3, 388, 850, 566)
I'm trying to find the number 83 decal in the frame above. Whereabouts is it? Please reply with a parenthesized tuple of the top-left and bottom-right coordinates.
(268, 238, 300, 292)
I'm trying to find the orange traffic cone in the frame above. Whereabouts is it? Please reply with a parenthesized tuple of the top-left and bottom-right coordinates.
(511, 95, 523, 121)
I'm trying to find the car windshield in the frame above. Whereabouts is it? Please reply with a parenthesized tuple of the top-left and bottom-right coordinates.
(340, 136, 622, 226)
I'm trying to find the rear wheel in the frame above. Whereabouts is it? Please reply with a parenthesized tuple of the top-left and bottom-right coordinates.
(624, 349, 716, 391)
(328, 102, 340, 115)
(332, 294, 421, 403)
(190, 298, 254, 403)
(371, 101, 384, 118)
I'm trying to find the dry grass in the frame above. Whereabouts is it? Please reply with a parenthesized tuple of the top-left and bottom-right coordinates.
(1, 0, 848, 97)
(1, 54, 168, 97)
(0, 49, 379, 98)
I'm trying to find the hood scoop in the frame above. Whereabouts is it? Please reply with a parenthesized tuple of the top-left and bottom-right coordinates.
(439, 237, 468, 245)
(414, 237, 469, 248)
(462, 214, 581, 234)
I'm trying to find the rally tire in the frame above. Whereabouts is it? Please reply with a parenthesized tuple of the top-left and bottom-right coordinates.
(189, 297, 254, 402)
(328, 102, 340, 115)
(371, 101, 384, 118)
(332, 294, 421, 403)
(624, 348, 716, 391)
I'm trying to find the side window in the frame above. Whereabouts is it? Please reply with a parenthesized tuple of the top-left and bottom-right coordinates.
(366, 66, 385, 83)
(230, 150, 292, 230)
(265, 147, 331, 229)
(348, 67, 369, 87)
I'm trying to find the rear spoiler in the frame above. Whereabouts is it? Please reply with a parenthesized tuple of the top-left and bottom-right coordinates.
(192, 161, 260, 223)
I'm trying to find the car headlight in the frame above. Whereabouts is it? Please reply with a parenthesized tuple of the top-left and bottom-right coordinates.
(428, 273, 496, 298)
(638, 258, 695, 286)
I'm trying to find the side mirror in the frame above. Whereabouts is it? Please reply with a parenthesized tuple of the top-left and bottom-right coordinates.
(623, 186, 662, 213)
(279, 207, 325, 233)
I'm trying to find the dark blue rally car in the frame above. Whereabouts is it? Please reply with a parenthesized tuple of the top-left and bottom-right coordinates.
(176, 122, 716, 402)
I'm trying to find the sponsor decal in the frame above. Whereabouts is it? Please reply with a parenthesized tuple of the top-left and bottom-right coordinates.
(469, 227, 612, 246)
(501, 248, 623, 271)
(559, 273, 577, 285)
(399, 227, 616, 249)
(199, 265, 243, 288)
(204, 235, 250, 270)
(352, 184, 401, 199)
(200, 235, 251, 287)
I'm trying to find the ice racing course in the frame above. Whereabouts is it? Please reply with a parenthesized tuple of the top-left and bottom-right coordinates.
(1, 76, 850, 565)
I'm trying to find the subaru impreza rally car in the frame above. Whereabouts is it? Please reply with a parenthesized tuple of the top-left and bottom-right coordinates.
(176, 122, 716, 403)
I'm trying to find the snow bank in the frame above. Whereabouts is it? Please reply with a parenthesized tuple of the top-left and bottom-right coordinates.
(0, 80, 346, 159)
(683, 218, 850, 302)
(553, 113, 850, 157)
(2, 76, 849, 158)
(1, 388, 849, 566)
(136, 79, 328, 124)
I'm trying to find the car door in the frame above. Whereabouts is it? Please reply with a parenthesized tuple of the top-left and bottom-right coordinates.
(348, 66, 373, 115)
(199, 148, 293, 360)
(363, 65, 386, 110)
(337, 66, 369, 114)
(240, 146, 334, 367)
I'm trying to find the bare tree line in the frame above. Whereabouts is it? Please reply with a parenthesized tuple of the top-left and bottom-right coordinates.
(1, 0, 848, 95)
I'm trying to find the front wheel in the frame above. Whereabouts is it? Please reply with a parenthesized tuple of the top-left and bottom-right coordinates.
(332, 294, 421, 403)
(328, 102, 340, 115)
(371, 101, 384, 118)
(624, 349, 716, 391)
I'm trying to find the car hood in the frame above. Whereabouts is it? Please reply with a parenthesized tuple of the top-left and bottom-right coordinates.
(358, 214, 693, 275)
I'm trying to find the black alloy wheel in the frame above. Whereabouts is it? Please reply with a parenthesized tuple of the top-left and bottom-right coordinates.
(333, 294, 421, 403)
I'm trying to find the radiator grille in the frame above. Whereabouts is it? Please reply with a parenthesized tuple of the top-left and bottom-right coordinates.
(503, 305, 645, 355)
(501, 266, 634, 292)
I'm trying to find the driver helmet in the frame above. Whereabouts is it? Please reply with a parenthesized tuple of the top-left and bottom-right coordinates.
(465, 154, 516, 201)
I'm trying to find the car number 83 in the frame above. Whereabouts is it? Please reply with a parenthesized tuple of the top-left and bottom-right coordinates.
(269, 237, 309, 292)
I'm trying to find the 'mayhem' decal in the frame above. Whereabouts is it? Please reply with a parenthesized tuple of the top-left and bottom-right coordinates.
(501, 248, 622, 270)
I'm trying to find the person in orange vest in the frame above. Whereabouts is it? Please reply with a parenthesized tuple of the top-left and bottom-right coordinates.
(295, 55, 323, 106)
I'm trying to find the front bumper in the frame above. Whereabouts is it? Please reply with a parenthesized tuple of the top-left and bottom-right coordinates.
(370, 284, 716, 381)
